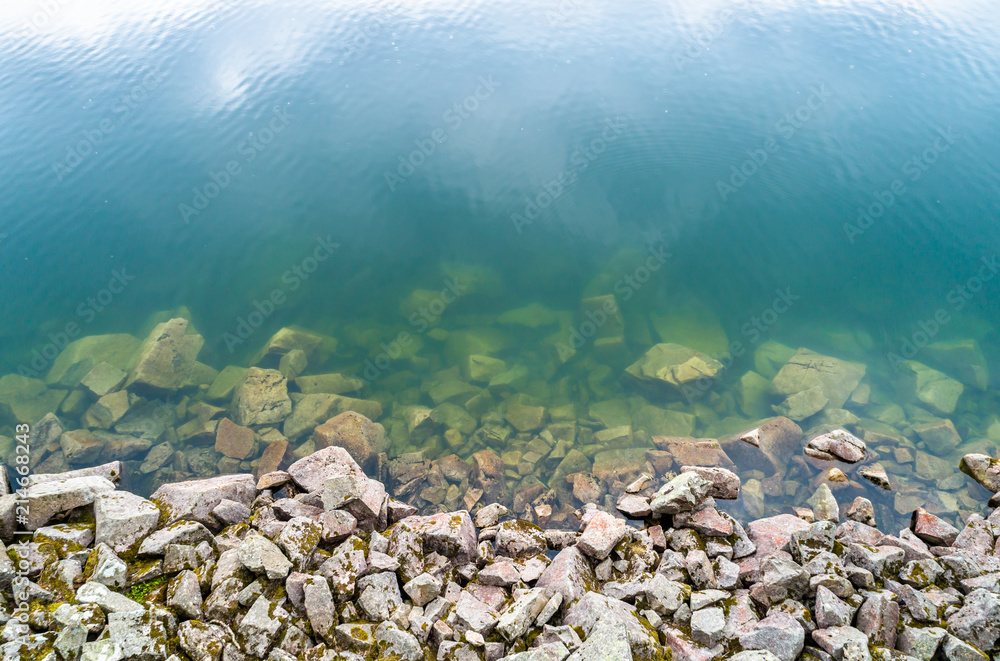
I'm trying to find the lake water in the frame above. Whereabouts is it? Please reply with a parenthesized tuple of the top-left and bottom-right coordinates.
(2, 0, 999, 531)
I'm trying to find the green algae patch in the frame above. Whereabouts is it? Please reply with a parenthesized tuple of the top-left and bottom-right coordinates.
(126, 575, 168, 603)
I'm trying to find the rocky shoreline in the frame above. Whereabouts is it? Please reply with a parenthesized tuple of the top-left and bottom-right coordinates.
(3, 432, 1000, 661)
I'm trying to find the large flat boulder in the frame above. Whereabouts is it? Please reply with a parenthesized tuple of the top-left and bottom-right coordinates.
(624, 343, 724, 398)
(287, 445, 366, 493)
(23, 476, 116, 530)
(771, 349, 865, 410)
(150, 473, 255, 528)
(231, 367, 292, 426)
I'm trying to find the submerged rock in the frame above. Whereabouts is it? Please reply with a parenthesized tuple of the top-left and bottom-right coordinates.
(771, 348, 865, 410)
(624, 343, 724, 397)
(231, 367, 292, 426)
(126, 318, 205, 392)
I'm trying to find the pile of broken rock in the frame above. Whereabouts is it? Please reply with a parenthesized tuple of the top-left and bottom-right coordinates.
(3, 444, 1000, 661)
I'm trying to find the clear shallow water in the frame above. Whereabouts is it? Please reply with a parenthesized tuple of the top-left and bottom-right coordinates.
(1, 0, 1000, 529)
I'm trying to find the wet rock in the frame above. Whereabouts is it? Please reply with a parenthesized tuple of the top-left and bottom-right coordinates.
(726, 417, 804, 475)
(577, 510, 627, 560)
(846, 497, 876, 527)
(856, 463, 891, 491)
(86, 391, 130, 429)
(22, 475, 116, 530)
(616, 493, 652, 518)
(231, 367, 292, 426)
(650, 471, 713, 515)
(807, 484, 840, 523)
(913, 418, 963, 455)
(911, 507, 960, 546)
(624, 343, 724, 397)
(960, 453, 1000, 493)
(150, 473, 255, 528)
(774, 386, 828, 421)
(898, 361, 964, 415)
(739, 612, 805, 661)
(771, 349, 866, 409)
(287, 445, 366, 493)
(127, 318, 204, 392)
(536, 546, 596, 605)
(93, 491, 160, 554)
(46, 333, 140, 387)
(211, 417, 253, 460)
(808, 429, 866, 463)
(472, 450, 511, 506)
(311, 411, 386, 471)
(681, 466, 740, 499)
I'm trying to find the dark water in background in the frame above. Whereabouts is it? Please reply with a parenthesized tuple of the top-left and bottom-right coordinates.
(2, 0, 1000, 528)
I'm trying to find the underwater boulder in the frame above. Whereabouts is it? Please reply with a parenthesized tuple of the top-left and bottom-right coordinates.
(126, 318, 204, 392)
(770, 348, 865, 410)
(624, 343, 724, 399)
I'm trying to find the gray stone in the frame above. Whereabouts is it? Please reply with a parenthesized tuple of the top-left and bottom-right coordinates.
(650, 471, 713, 515)
(897, 626, 947, 661)
(946, 589, 1000, 652)
(690, 606, 726, 647)
(375, 621, 422, 661)
(357, 572, 402, 622)
(577, 510, 627, 560)
(403, 572, 443, 607)
(137, 521, 214, 556)
(231, 367, 292, 426)
(238, 595, 286, 657)
(855, 591, 898, 648)
(107, 610, 168, 661)
(94, 491, 160, 553)
(166, 570, 203, 620)
(738, 612, 805, 661)
(22, 476, 116, 530)
(238, 530, 293, 580)
(150, 473, 255, 529)
(814, 585, 855, 629)
(287, 445, 366, 494)
(563, 591, 662, 660)
(497, 588, 549, 642)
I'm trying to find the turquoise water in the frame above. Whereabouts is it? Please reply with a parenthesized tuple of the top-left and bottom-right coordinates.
(2, 0, 1000, 528)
